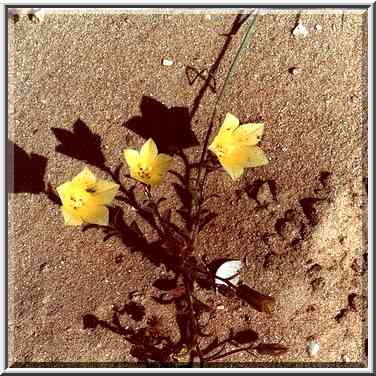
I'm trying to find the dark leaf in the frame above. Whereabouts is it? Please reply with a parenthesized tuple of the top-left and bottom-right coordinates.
(123, 302, 145, 322)
(153, 278, 177, 291)
(114, 195, 130, 204)
(255, 343, 288, 356)
(82, 314, 99, 329)
(236, 283, 275, 313)
(231, 328, 259, 344)
(195, 275, 215, 290)
(198, 212, 218, 232)
(51, 119, 106, 169)
(205, 153, 222, 173)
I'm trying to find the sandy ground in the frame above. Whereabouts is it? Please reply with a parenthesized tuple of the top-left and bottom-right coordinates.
(8, 9, 367, 367)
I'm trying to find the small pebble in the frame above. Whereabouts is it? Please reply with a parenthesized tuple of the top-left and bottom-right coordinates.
(307, 336, 320, 357)
(162, 58, 174, 66)
(216, 305, 225, 310)
(204, 14, 212, 21)
(341, 354, 350, 362)
(315, 24, 322, 32)
(292, 22, 309, 38)
(289, 67, 302, 75)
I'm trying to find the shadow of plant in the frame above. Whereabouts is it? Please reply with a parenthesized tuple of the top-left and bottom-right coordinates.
(8, 140, 47, 194)
(52, 118, 106, 170)
(46, 114, 278, 363)
(10, 12, 286, 366)
(123, 96, 199, 155)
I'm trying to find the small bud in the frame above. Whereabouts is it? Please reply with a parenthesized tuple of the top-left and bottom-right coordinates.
(236, 283, 275, 313)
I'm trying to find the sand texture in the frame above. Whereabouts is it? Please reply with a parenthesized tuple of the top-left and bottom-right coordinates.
(8, 9, 367, 367)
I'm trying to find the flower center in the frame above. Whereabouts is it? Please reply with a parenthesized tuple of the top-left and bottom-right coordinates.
(215, 143, 228, 158)
(137, 163, 152, 180)
(69, 194, 86, 210)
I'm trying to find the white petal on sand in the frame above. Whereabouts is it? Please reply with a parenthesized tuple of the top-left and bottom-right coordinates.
(215, 260, 242, 286)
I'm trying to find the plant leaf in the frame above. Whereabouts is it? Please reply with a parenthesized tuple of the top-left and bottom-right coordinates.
(231, 328, 259, 344)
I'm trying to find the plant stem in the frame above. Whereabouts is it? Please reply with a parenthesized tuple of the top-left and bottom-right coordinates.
(191, 13, 258, 243)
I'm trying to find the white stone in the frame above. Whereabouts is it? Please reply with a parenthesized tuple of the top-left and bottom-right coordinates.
(293, 22, 309, 38)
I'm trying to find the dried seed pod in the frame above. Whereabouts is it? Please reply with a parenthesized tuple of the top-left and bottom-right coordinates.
(236, 283, 275, 313)
(256, 343, 288, 355)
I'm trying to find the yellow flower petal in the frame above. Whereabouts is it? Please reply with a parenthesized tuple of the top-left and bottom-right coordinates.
(154, 153, 172, 174)
(217, 113, 239, 137)
(94, 180, 119, 205)
(147, 175, 162, 186)
(123, 149, 139, 170)
(245, 146, 269, 168)
(221, 163, 244, 180)
(208, 113, 269, 180)
(61, 206, 83, 226)
(57, 181, 73, 203)
(123, 139, 172, 186)
(57, 168, 118, 226)
(72, 167, 97, 187)
(234, 123, 264, 146)
(147, 154, 172, 186)
(140, 138, 158, 164)
(81, 205, 109, 226)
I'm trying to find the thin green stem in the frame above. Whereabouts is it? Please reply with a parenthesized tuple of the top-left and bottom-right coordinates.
(191, 13, 258, 242)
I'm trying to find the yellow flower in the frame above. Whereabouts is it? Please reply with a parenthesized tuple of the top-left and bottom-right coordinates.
(123, 138, 172, 186)
(208, 113, 269, 180)
(57, 167, 119, 226)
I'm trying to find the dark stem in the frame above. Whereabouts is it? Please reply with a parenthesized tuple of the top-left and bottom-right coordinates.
(182, 274, 204, 365)
(144, 185, 191, 246)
